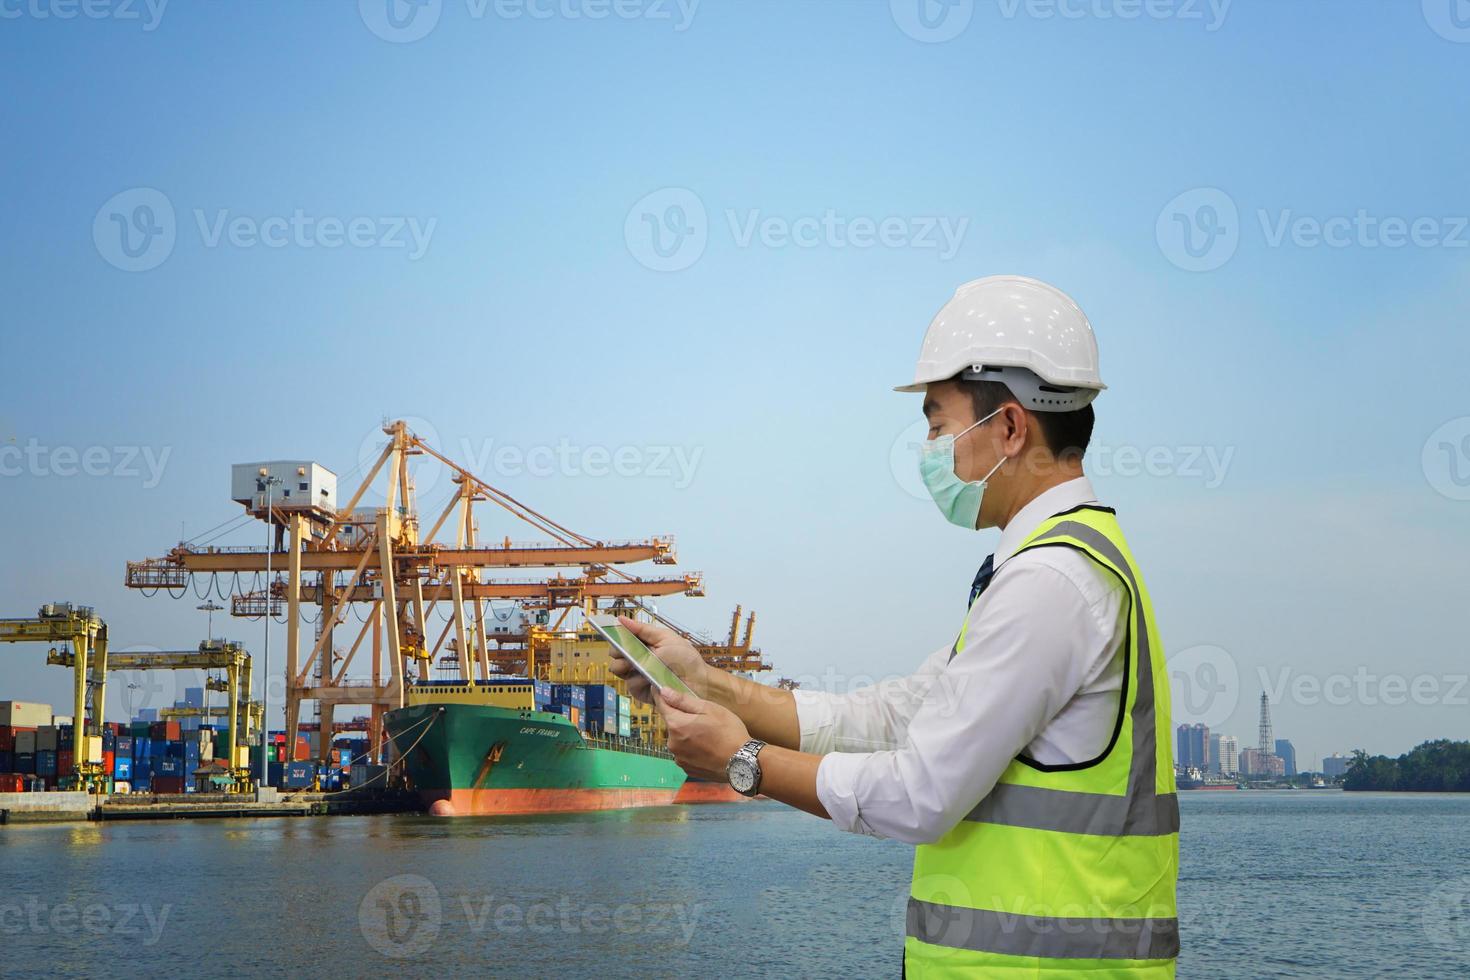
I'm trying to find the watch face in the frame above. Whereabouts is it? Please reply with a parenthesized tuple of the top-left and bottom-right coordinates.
(728, 756, 757, 794)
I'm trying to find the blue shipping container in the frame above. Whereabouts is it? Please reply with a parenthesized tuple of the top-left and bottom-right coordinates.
(157, 757, 184, 776)
(533, 680, 552, 706)
(14, 753, 35, 774)
(116, 735, 133, 756)
(114, 757, 133, 780)
(583, 684, 616, 710)
(551, 684, 586, 707)
(36, 750, 58, 776)
(284, 761, 314, 788)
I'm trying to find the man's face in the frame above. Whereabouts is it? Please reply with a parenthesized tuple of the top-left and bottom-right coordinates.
(922, 380, 1016, 528)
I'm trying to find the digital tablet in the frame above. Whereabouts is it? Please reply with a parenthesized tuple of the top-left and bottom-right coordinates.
(588, 614, 695, 695)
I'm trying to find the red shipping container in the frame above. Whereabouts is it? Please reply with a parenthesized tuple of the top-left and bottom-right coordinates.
(152, 775, 185, 794)
(57, 750, 74, 775)
(0, 773, 24, 792)
(0, 726, 13, 751)
(294, 737, 310, 761)
(149, 721, 182, 742)
(102, 751, 115, 775)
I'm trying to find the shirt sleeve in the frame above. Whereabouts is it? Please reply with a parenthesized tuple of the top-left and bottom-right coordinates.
(814, 559, 1114, 844)
(791, 643, 951, 755)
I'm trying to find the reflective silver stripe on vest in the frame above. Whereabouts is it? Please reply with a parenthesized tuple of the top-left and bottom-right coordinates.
(907, 898, 1180, 962)
(964, 519, 1179, 838)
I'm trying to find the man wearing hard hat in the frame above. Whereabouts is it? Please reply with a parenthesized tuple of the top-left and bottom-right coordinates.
(613, 276, 1179, 977)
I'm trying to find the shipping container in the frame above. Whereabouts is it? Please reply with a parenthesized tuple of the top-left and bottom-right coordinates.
(14, 730, 36, 754)
(283, 761, 314, 789)
(57, 749, 73, 775)
(617, 716, 631, 738)
(114, 757, 133, 780)
(57, 724, 74, 748)
(14, 752, 35, 774)
(152, 775, 186, 794)
(116, 735, 133, 756)
(149, 721, 182, 742)
(0, 773, 25, 792)
(267, 762, 285, 786)
(132, 737, 151, 759)
(583, 684, 617, 711)
(156, 757, 184, 777)
(36, 726, 59, 752)
(551, 684, 587, 707)
(36, 750, 57, 776)
(350, 763, 387, 787)
(0, 702, 53, 728)
(533, 679, 552, 707)
(0, 750, 11, 772)
(102, 751, 115, 775)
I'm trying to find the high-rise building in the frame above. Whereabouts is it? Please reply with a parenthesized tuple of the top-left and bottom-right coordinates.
(1240, 747, 1285, 778)
(1175, 723, 1209, 770)
(1322, 754, 1352, 779)
(1275, 739, 1297, 777)
(1217, 735, 1239, 777)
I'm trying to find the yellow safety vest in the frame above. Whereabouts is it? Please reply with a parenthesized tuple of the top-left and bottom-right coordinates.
(905, 506, 1180, 978)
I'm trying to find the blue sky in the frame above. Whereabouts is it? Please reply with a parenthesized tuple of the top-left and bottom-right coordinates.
(2, 0, 1468, 770)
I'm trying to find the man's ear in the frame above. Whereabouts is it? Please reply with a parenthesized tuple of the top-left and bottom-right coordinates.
(999, 403, 1029, 455)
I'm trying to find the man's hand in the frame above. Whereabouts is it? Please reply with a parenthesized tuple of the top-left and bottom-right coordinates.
(655, 687, 751, 782)
(606, 616, 711, 705)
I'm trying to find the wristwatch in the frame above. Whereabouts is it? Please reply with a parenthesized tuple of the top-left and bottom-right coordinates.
(726, 739, 766, 797)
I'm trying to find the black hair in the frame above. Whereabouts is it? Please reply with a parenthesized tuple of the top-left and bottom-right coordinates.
(962, 378, 1094, 463)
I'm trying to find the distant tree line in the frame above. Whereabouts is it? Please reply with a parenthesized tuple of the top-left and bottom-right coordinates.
(1343, 740, 1470, 791)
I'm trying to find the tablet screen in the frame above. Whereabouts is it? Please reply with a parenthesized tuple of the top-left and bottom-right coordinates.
(588, 615, 696, 695)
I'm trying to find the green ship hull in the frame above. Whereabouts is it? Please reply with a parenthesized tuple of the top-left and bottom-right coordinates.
(385, 701, 687, 816)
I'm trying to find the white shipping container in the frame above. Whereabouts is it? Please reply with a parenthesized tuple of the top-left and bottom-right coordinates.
(0, 701, 53, 728)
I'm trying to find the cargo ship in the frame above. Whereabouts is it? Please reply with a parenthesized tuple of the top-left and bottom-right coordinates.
(386, 612, 770, 816)
(386, 680, 686, 816)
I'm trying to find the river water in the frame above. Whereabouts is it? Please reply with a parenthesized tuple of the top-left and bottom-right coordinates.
(2, 791, 1467, 977)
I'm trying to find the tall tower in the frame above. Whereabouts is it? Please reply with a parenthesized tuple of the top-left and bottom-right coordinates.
(1257, 691, 1273, 755)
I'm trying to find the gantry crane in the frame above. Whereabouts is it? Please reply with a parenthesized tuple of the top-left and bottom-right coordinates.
(50, 639, 258, 791)
(125, 420, 766, 766)
(0, 603, 108, 790)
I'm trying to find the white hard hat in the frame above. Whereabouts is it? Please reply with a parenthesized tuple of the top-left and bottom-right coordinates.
(896, 275, 1106, 412)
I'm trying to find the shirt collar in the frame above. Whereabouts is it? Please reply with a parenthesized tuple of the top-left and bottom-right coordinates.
(993, 476, 1099, 565)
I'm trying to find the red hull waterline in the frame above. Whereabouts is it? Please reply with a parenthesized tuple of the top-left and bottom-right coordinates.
(425, 786, 682, 817)
(672, 779, 754, 804)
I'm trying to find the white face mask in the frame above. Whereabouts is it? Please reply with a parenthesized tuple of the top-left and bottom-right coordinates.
(917, 407, 1008, 530)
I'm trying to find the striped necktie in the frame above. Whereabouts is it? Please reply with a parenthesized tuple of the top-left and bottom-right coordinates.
(967, 553, 996, 609)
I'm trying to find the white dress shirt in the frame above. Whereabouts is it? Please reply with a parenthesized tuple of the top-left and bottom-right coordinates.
(795, 476, 1127, 845)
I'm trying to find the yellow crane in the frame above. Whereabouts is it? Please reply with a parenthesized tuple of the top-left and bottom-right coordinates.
(0, 603, 108, 790)
(50, 639, 258, 792)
